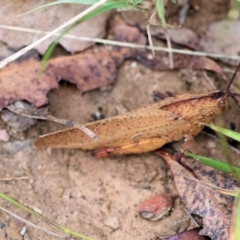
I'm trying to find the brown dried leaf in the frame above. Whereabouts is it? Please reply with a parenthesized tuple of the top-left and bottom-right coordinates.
(0, 51, 117, 110)
(158, 151, 236, 240)
(112, 25, 225, 78)
(199, 20, 240, 66)
(0, 25, 145, 110)
(111, 24, 147, 64)
(121, 10, 200, 50)
(155, 28, 200, 50)
(0, 0, 109, 54)
(0, 59, 58, 109)
(162, 228, 209, 240)
(135, 52, 226, 79)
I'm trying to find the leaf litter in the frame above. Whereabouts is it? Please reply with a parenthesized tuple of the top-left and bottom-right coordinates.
(0, 23, 226, 111)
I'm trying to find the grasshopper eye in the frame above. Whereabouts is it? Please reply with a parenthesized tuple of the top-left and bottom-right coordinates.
(210, 91, 224, 99)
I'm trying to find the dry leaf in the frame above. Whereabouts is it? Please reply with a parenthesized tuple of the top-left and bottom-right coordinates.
(0, 59, 57, 110)
(0, 0, 110, 54)
(135, 52, 226, 79)
(199, 20, 240, 66)
(112, 24, 224, 78)
(0, 53, 117, 110)
(155, 28, 200, 50)
(158, 151, 237, 240)
(0, 25, 146, 110)
(111, 24, 147, 64)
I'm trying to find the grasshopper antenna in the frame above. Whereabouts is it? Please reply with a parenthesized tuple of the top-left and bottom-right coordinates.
(225, 62, 240, 94)
(229, 93, 240, 107)
(224, 62, 240, 108)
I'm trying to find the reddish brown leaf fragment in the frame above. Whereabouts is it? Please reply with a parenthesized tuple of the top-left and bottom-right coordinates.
(182, 157, 237, 224)
(0, 59, 58, 110)
(0, 52, 117, 110)
(135, 53, 226, 79)
(46, 51, 117, 92)
(0, 25, 146, 111)
(138, 193, 173, 221)
(155, 28, 200, 50)
(110, 24, 146, 65)
(158, 151, 232, 240)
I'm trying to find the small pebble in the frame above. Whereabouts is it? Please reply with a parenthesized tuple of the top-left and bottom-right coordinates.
(20, 226, 26, 236)
(0, 129, 10, 142)
(130, 61, 137, 68)
(138, 193, 173, 221)
(104, 216, 120, 230)
(0, 223, 6, 229)
(3, 140, 33, 154)
(1, 110, 35, 132)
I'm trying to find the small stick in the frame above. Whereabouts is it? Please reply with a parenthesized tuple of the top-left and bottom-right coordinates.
(1, 25, 240, 60)
(147, 11, 174, 68)
(0, 176, 29, 181)
(7, 105, 98, 141)
(147, 10, 157, 57)
(203, 71, 217, 90)
(0, 206, 69, 239)
(163, 28, 174, 69)
(184, 207, 200, 227)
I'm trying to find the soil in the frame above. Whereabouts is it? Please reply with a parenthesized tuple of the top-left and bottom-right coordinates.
(0, 1, 240, 240)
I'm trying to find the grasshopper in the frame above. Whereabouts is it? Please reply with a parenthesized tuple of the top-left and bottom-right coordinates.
(35, 64, 240, 157)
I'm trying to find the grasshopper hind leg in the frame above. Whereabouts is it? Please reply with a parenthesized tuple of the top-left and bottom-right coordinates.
(94, 137, 167, 157)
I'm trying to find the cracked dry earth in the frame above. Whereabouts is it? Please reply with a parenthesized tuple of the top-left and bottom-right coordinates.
(0, 60, 240, 240)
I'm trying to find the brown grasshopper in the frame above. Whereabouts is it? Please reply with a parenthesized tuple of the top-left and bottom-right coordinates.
(35, 64, 240, 157)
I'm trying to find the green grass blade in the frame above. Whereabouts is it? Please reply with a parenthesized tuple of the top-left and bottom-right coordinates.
(207, 124, 240, 142)
(205, 124, 240, 177)
(17, 0, 98, 17)
(18, 0, 141, 17)
(0, 191, 95, 240)
(156, 0, 166, 28)
(133, 0, 143, 4)
(231, 189, 240, 240)
(184, 151, 240, 177)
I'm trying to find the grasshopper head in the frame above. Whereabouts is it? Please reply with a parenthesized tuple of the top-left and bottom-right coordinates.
(209, 62, 240, 116)
(210, 90, 229, 115)
(211, 62, 240, 115)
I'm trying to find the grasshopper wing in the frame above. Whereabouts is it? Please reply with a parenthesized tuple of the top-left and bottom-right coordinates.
(35, 101, 191, 149)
